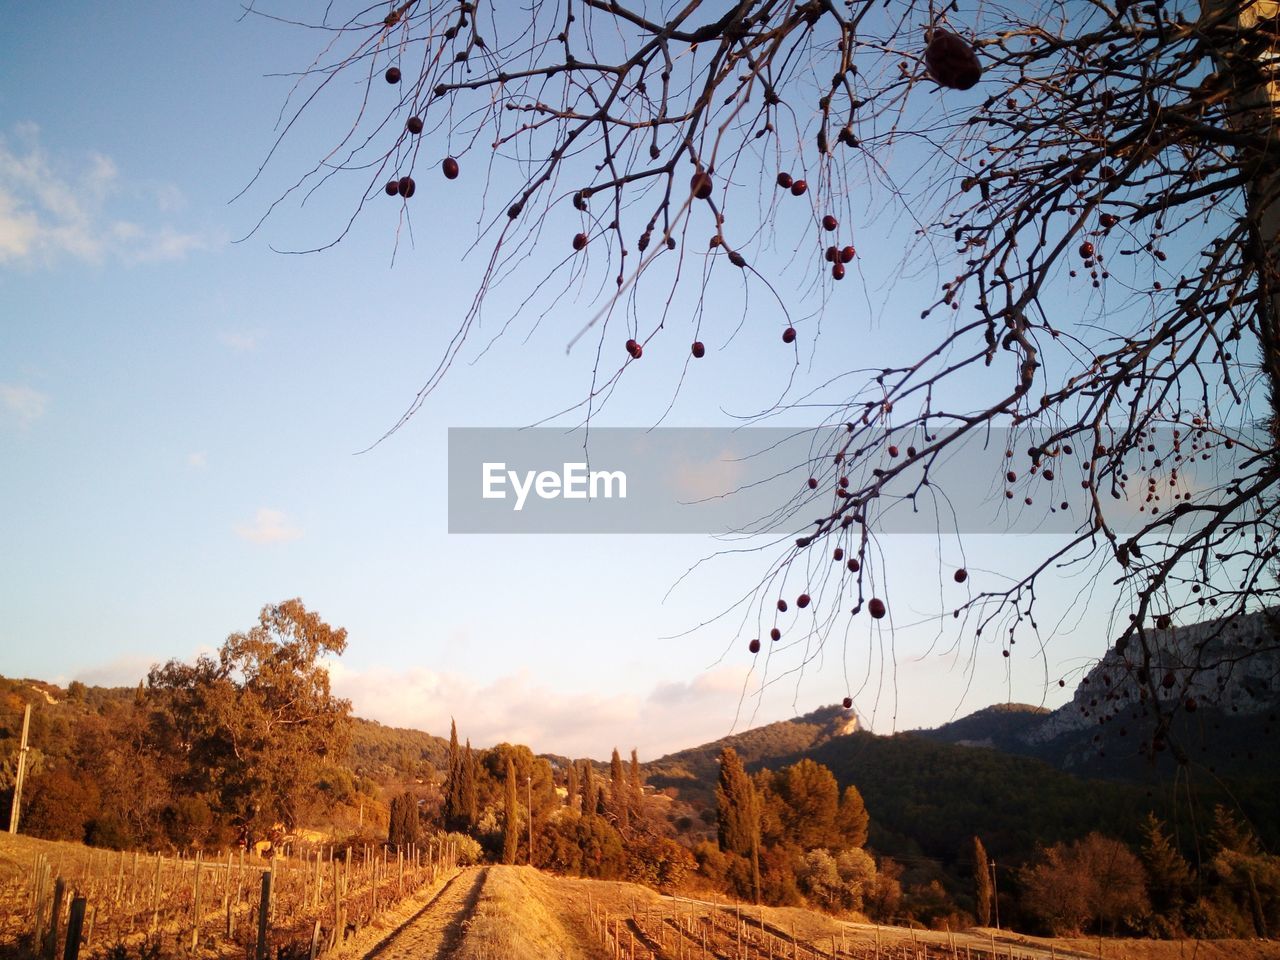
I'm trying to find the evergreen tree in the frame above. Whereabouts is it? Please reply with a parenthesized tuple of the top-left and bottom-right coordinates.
(716, 747, 761, 903)
(581, 760, 595, 816)
(610, 747, 629, 830)
(1139, 813, 1191, 919)
(503, 757, 520, 865)
(444, 718, 463, 830)
(389, 791, 419, 848)
(461, 739, 478, 831)
(837, 784, 869, 848)
(566, 761, 579, 811)
(630, 748, 643, 820)
(973, 836, 993, 927)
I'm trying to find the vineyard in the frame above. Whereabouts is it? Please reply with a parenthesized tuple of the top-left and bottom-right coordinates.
(0, 832, 460, 960)
(586, 898, 1084, 960)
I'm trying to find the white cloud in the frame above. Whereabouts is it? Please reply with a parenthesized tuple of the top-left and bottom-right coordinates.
(0, 125, 211, 266)
(218, 330, 261, 352)
(187, 451, 207, 469)
(324, 660, 754, 759)
(235, 507, 303, 544)
(0, 383, 48, 428)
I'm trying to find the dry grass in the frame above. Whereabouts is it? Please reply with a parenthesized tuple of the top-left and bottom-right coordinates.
(452, 866, 606, 960)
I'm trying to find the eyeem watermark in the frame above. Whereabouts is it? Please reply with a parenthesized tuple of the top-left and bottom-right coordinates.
(482, 462, 627, 511)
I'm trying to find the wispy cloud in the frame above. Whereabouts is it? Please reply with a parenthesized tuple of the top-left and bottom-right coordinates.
(218, 330, 261, 352)
(325, 660, 753, 759)
(0, 383, 48, 428)
(0, 124, 213, 266)
(235, 507, 303, 544)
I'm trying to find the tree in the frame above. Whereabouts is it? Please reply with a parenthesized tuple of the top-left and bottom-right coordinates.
(502, 757, 520, 864)
(836, 784, 869, 849)
(580, 760, 596, 817)
(1021, 833, 1149, 936)
(609, 747, 629, 830)
(630, 748, 644, 821)
(1139, 813, 1191, 932)
(444, 718, 463, 831)
(774, 759, 842, 851)
(460, 739, 478, 831)
(389, 790, 420, 847)
(147, 599, 351, 843)
(566, 760, 579, 812)
(248, 0, 1280, 751)
(973, 835, 993, 928)
(716, 746, 761, 902)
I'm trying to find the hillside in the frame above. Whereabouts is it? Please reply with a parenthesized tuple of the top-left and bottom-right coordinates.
(643, 703, 859, 802)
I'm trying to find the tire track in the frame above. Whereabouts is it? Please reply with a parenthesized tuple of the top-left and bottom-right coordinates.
(361, 866, 488, 960)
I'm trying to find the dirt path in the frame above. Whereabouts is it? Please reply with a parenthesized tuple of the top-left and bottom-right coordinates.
(359, 866, 488, 960)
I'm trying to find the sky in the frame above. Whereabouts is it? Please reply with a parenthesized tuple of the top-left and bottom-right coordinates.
(0, 2, 1132, 760)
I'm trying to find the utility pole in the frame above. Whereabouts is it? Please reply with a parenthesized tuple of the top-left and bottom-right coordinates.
(989, 859, 1000, 930)
(8, 703, 31, 834)
(526, 775, 533, 866)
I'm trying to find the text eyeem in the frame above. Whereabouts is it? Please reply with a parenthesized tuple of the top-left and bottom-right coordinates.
(481, 462, 628, 511)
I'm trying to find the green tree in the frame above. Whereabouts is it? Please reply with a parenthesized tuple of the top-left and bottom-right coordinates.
(1139, 813, 1190, 933)
(502, 757, 520, 865)
(389, 790, 419, 847)
(460, 740, 478, 832)
(716, 747, 761, 903)
(973, 836, 993, 927)
(775, 759, 841, 850)
(444, 719, 463, 831)
(610, 747, 629, 831)
(580, 760, 595, 816)
(630, 748, 643, 820)
(836, 784, 869, 849)
(146, 599, 351, 842)
(566, 761, 578, 811)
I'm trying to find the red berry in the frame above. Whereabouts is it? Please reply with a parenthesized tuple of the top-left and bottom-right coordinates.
(770, 628, 781, 641)
(847, 558, 860, 572)
(954, 568, 968, 583)
(808, 477, 818, 490)
(691, 341, 706, 359)
(832, 262, 846, 281)
(1003, 649, 1010, 658)
(690, 171, 713, 200)
(1185, 697, 1197, 713)
(406, 116, 424, 135)
(626, 339, 642, 359)
(790, 179, 808, 196)
(442, 157, 460, 180)
(384, 179, 399, 196)
(842, 697, 853, 709)
(572, 232, 588, 250)
(822, 214, 838, 231)
(776, 172, 793, 189)
(777, 599, 788, 612)
(782, 327, 797, 344)
(397, 176, 416, 198)
(924, 31, 982, 90)
(1079, 240, 1095, 259)
(833, 547, 844, 561)
(887, 445, 899, 457)
(385, 66, 402, 84)
(868, 598, 886, 619)
(841, 246, 856, 263)
(825, 246, 838, 263)
(797, 593, 811, 609)
(749, 638, 761, 654)
(1059, 679, 1066, 687)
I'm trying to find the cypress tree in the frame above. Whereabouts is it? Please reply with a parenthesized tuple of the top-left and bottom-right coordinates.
(566, 761, 579, 811)
(716, 746, 761, 903)
(581, 760, 595, 816)
(1139, 813, 1191, 924)
(502, 757, 520, 864)
(461, 739, 478, 831)
(445, 719, 462, 830)
(630, 748, 643, 819)
(610, 747, 629, 830)
(973, 835, 993, 927)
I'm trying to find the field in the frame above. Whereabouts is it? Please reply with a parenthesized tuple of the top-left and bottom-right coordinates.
(3, 833, 1278, 960)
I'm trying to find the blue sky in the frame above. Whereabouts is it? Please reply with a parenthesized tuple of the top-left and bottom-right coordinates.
(0, 2, 1132, 759)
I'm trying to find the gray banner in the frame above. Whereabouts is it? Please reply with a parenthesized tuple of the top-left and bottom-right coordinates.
(447, 426, 1251, 534)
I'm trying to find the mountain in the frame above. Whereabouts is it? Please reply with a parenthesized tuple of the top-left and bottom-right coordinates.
(915, 608, 1280, 782)
(643, 702, 859, 802)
